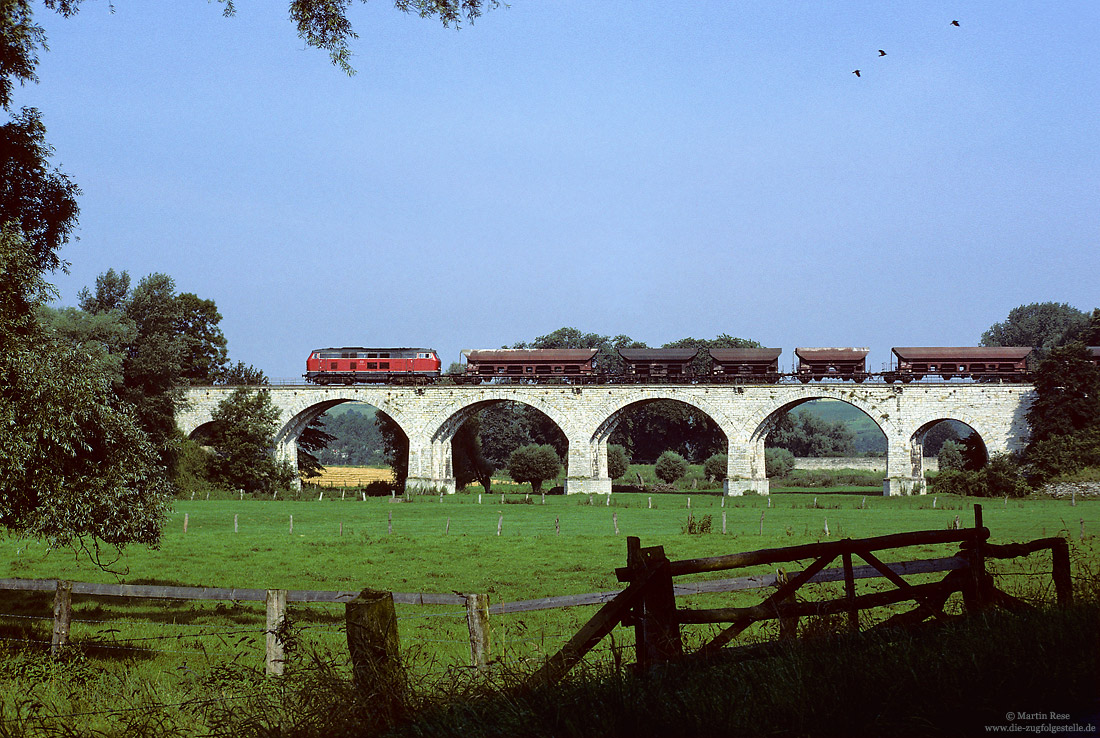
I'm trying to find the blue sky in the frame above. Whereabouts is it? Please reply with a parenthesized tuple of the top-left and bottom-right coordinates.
(16, 2, 1099, 379)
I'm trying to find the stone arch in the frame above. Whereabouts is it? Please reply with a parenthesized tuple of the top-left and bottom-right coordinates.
(744, 392, 892, 495)
(582, 388, 738, 494)
(185, 421, 216, 443)
(272, 393, 419, 490)
(409, 393, 575, 494)
(908, 417, 989, 479)
(590, 395, 729, 478)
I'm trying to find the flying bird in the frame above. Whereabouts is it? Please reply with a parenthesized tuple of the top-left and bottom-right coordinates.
(852, 69, 861, 77)
(951, 20, 960, 26)
(878, 49, 887, 56)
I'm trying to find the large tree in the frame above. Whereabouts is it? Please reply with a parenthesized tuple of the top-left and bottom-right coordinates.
(79, 269, 232, 457)
(0, 107, 80, 273)
(1, 229, 172, 553)
(980, 302, 1089, 355)
(207, 387, 296, 495)
(1025, 343, 1100, 444)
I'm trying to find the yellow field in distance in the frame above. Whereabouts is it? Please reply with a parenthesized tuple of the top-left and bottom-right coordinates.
(310, 466, 394, 487)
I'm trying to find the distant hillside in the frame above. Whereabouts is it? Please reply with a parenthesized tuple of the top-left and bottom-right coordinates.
(796, 399, 887, 454)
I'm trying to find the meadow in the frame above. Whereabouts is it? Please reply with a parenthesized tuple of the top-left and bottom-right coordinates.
(1, 483, 1097, 735)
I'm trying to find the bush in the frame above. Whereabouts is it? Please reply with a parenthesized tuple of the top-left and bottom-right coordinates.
(1025, 426, 1100, 485)
(507, 444, 562, 495)
(654, 451, 688, 484)
(765, 448, 794, 478)
(173, 436, 212, 497)
(930, 453, 1030, 498)
(607, 444, 629, 480)
(984, 453, 1031, 498)
(937, 440, 965, 472)
(703, 453, 727, 481)
(364, 480, 391, 497)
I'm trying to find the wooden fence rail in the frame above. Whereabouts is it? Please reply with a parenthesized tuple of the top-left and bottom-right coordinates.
(525, 504, 1074, 689)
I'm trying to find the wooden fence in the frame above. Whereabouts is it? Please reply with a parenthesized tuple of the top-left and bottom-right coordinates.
(0, 504, 1074, 683)
(525, 504, 1073, 688)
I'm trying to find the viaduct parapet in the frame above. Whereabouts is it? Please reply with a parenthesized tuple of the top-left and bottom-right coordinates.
(178, 383, 1035, 497)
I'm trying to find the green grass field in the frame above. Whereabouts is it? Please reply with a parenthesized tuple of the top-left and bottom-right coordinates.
(1, 490, 1097, 735)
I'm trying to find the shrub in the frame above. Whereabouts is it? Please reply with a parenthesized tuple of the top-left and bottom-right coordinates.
(937, 440, 965, 472)
(703, 453, 727, 481)
(173, 436, 212, 497)
(984, 453, 1031, 498)
(1025, 426, 1100, 485)
(507, 444, 562, 495)
(765, 448, 794, 478)
(682, 514, 712, 534)
(654, 451, 688, 484)
(364, 480, 391, 497)
(930, 454, 1030, 498)
(607, 444, 629, 480)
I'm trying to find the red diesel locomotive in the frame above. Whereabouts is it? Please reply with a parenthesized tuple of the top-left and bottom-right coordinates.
(304, 347, 441, 384)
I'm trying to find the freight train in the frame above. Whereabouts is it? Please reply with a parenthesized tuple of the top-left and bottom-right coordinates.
(304, 345, 1100, 385)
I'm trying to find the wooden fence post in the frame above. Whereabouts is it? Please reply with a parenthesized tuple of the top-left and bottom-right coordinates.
(465, 593, 490, 670)
(841, 552, 858, 631)
(346, 589, 406, 712)
(265, 589, 288, 676)
(624, 536, 682, 671)
(1051, 539, 1073, 608)
(51, 580, 73, 659)
(959, 504, 990, 611)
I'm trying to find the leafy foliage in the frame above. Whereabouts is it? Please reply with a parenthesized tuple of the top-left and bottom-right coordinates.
(606, 444, 629, 481)
(477, 401, 566, 469)
(1023, 341, 1100, 484)
(932, 453, 1030, 498)
(1026, 343, 1100, 443)
(506, 444, 562, 494)
(981, 302, 1088, 356)
(609, 400, 724, 463)
(764, 447, 794, 477)
(0, 228, 172, 551)
(0, 107, 80, 272)
(175, 291, 229, 384)
(654, 451, 688, 484)
(937, 440, 964, 473)
(207, 388, 295, 495)
(219, 360, 269, 386)
(296, 416, 336, 479)
(452, 415, 494, 491)
(376, 411, 410, 490)
(767, 409, 856, 457)
(1025, 428, 1100, 485)
(314, 408, 386, 466)
(922, 420, 965, 457)
(703, 453, 727, 481)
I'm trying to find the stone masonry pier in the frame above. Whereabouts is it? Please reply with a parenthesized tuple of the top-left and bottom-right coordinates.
(178, 383, 1035, 497)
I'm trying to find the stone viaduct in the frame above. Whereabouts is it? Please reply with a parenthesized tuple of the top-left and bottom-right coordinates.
(177, 383, 1035, 497)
